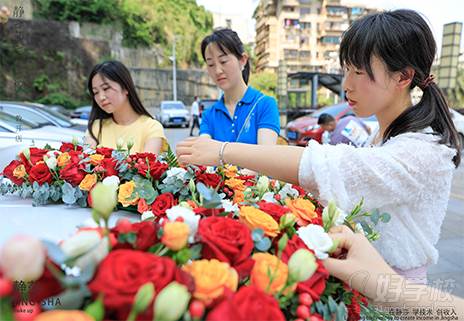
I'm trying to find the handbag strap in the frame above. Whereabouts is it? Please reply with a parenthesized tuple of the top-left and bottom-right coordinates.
(235, 94, 265, 142)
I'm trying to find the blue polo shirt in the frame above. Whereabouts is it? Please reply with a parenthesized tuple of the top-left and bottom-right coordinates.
(199, 86, 280, 144)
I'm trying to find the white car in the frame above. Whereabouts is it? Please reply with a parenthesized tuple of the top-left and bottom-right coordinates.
(155, 101, 190, 128)
(450, 109, 464, 147)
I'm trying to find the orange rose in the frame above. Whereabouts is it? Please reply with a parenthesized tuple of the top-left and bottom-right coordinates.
(35, 310, 93, 321)
(239, 206, 279, 237)
(285, 198, 317, 226)
(182, 259, 238, 305)
(118, 181, 139, 207)
(225, 177, 246, 192)
(89, 153, 105, 165)
(223, 165, 238, 178)
(79, 174, 97, 191)
(13, 164, 26, 178)
(233, 190, 245, 204)
(251, 253, 288, 295)
(57, 152, 71, 167)
(161, 221, 189, 251)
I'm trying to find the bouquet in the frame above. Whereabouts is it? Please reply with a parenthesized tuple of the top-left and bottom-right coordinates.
(0, 142, 391, 321)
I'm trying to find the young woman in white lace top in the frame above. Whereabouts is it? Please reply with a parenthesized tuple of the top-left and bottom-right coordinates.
(176, 10, 462, 283)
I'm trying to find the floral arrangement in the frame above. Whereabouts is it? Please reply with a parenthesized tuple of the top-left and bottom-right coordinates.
(0, 142, 391, 321)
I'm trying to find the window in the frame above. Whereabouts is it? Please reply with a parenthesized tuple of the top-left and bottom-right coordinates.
(226, 19, 232, 29)
(300, 7, 311, 15)
(321, 36, 340, 44)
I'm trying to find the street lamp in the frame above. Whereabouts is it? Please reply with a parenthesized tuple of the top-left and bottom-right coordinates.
(169, 35, 178, 101)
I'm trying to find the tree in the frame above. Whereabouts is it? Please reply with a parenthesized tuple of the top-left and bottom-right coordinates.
(249, 71, 277, 98)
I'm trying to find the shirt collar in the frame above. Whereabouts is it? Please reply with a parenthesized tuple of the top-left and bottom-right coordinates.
(218, 86, 259, 106)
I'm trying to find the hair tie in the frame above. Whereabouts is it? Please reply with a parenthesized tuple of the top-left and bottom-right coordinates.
(419, 74, 435, 90)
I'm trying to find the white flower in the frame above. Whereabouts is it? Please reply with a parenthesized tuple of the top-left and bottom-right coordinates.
(322, 201, 348, 228)
(60, 230, 109, 269)
(205, 166, 216, 173)
(278, 183, 299, 200)
(102, 175, 120, 188)
(164, 168, 187, 181)
(141, 211, 155, 221)
(297, 224, 333, 260)
(256, 176, 270, 195)
(43, 155, 57, 170)
(261, 192, 278, 204)
(166, 206, 200, 243)
(221, 199, 239, 213)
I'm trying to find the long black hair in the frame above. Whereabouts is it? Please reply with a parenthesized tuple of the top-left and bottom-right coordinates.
(340, 9, 461, 167)
(201, 28, 251, 84)
(87, 60, 153, 145)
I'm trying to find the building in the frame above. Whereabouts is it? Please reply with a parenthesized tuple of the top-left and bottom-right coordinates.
(254, 0, 376, 74)
(212, 12, 255, 46)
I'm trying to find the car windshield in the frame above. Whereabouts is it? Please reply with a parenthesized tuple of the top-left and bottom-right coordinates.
(162, 103, 185, 110)
(0, 105, 54, 127)
(0, 111, 37, 130)
(36, 107, 73, 127)
(311, 104, 349, 117)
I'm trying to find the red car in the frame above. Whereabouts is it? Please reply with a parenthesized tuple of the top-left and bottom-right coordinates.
(286, 102, 374, 146)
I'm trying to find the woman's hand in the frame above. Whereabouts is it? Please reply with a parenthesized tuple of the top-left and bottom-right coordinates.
(176, 137, 222, 166)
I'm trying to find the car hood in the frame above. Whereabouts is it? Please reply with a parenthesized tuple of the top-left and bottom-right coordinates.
(287, 116, 317, 130)
(161, 109, 189, 117)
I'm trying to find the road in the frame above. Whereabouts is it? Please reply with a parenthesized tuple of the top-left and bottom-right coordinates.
(166, 127, 464, 297)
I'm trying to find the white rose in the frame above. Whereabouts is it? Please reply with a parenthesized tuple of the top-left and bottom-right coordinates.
(61, 230, 109, 269)
(205, 166, 216, 174)
(141, 211, 155, 221)
(43, 155, 57, 170)
(279, 183, 299, 200)
(102, 175, 120, 188)
(164, 168, 187, 181)
(166, 206, 200, 243)
(261, 192, 278, 204)
(297, 224, 333, 260)
(221, 199, 239, 213)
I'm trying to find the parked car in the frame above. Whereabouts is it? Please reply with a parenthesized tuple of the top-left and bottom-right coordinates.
(71, 105, 92, 119)
(0, 101, 86, 132)
(286, 103, 357, 145)
(48, 104, 72, 117)
(198, 98, 217, 116)
(450, 108, 464, 148)
(155, 101, 190, 128)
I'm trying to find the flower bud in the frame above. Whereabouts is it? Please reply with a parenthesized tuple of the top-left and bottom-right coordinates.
(91, 182, 117, 219)
(288, 249, 317, 282)
(154, 282, 191, 321)
(133, 282, 155, 314)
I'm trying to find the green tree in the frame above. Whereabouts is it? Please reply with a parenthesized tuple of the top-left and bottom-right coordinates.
(249, 71, 277, 98)
(447, 66, 464, 108)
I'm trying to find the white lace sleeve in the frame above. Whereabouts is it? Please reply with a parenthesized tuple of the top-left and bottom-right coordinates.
(298, 133, 456, 210)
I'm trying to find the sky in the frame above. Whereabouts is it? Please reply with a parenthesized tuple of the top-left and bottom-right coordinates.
(196, 0, 464, 53)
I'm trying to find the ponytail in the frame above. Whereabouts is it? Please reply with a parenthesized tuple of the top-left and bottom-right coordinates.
(242, 60, 250, 85)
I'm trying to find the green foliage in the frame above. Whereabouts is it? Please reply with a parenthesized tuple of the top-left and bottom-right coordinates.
(32, 0, 214, 67)
(447, 66, 464, 107)
(33, 74, 49, 92)
(249, 71, 277, 98)
(36, 92, 79, 109)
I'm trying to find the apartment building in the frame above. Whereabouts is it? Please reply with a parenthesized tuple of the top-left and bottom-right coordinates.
(254, 0, 376, 74)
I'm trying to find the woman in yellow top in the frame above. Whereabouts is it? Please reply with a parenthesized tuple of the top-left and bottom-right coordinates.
(85, 60, 167, 154)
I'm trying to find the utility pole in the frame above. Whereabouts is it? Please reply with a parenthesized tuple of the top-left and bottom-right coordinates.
(172, 36, 177, 101)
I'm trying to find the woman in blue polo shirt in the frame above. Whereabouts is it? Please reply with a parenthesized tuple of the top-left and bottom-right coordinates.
(199, 28, 280, 144)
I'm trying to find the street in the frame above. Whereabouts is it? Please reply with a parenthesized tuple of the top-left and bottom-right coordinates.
(166, 127, 464, 297)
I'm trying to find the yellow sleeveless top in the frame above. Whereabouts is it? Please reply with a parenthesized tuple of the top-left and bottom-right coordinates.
(87, 115, 169, 153)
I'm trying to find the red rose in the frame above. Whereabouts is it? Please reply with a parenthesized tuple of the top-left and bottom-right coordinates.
(88, 249, 194, 320)
(197, 173, 223, 188)
(95, 147, 114, 158)
(133, 152, 157, 162)
(198, 217, 254, 278)
(59, 162, 86, 186)
(151, 193, 177, 218)
(257, 201, 290, 223)
(206, 286, 285, 321)
(281, 235, 329, 301)
(2, 160, 26, 185)
(59, 142, 83, 153)
(135, 160, 168, 180)
(28, 163, 53, 185)
(19, 147, 47, 170)
(112, 221, 158, 251)
(194, 207, 226, 217)
(100, 158, 118, 178)
(292, 184, 307, 196)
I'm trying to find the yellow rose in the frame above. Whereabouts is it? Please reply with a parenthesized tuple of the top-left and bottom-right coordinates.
(239, 206, 279, 237)
(223, 165, 238, 178)
(161, 221, 189, 251)
(79, 174, 97, 191)
(13, 164, 26, 178)
(89, 154, 105, 165)
(251, 253, 288, 295)
(182, 259, 238, 305)
(35, 310, 93, 321)
(118, 181, 139, 207)
(285, 198, 317, 226)
(225, 177, 246, 192)
(57, 152, 71, 167)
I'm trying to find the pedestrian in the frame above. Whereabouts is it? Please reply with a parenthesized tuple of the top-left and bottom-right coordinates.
(190, 96, 200, 136)
(85, 60, 168, 154)
(177, 10, 461, 283)
(199, 28, 280, 145)
(318, 113, 370, 146)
